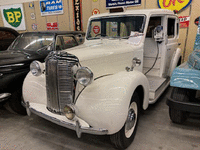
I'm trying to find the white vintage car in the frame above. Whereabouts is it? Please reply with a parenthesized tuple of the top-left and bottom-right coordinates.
(22, 9, 181, 149)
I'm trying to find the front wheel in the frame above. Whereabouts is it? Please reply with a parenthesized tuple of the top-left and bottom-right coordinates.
(110, 92, 140, 149)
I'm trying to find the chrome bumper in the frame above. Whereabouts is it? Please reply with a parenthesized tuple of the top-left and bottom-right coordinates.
(25, 102, 108, 138)
(0, 93, 11, 102)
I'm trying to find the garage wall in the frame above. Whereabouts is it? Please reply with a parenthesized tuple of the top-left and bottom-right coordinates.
(0, 0, 199, 61)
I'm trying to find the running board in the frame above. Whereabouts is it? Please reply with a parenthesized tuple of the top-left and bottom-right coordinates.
(148, 77, 170, 104)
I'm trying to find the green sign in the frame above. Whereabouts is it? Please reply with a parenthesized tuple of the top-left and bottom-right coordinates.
(3, 7, 22, 27)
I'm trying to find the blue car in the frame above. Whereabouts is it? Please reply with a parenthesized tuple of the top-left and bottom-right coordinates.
(167, 25, 200, 124)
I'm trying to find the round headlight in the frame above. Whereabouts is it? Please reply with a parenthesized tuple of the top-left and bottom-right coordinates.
(63, 105, 75, 120)
(76, 67, 93, 86)
(30, 61, 44, 76)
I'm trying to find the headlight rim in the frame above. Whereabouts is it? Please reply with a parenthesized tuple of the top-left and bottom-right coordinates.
(30, 60, 43, 76)
(75, 67, 93, 87)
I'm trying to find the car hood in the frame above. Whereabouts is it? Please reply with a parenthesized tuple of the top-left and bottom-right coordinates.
(64, 39, 143, 78)
(0, 50, 43, 66)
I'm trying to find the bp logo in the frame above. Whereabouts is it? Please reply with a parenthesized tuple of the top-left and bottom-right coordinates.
(3, 7, 22, 27)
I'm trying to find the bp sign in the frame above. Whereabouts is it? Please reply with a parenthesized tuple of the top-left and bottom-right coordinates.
(1, 4, 26, 30)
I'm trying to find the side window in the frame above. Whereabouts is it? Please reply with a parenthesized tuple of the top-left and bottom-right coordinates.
(146, 17, 161, 38)
(177, 22, 179, 36)
(168, 18, 175, 38)
(63, 36, 78, 49)
(56, 36, 78, 50)
(89, 21, 101, 38)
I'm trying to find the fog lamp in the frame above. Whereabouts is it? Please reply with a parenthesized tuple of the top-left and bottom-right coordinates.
(63, 105, 75, 120)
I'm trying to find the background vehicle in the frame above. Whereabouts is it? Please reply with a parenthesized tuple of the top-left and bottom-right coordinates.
(0, 27, 19, 51)
(167, 24, 200, 124)
(23, 9, 181, 149)
(0, 31, 85, 115)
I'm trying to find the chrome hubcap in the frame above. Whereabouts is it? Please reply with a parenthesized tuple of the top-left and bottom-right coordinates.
(126, 109, 136, 130)
(125, 102, 138, 138)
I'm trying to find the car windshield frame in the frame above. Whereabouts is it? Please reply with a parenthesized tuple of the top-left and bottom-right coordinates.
(8, 33, 55, 51)
(86, 15, 146, 40)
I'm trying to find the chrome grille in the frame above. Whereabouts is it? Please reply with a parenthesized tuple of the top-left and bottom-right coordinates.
(46, 52, 78, 114)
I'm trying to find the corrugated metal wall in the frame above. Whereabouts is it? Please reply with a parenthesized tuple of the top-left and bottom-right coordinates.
(0, 0, 199, 61)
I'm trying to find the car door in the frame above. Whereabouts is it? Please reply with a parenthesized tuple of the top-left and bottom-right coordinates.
(164, 16, 179, 76)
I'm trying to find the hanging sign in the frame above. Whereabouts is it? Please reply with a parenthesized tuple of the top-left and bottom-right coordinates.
(39, 0, 63, 16)
(0, 4, 26, 30)
(92, 8, 100, 15)
(157, 0, 192, 12)
(46, 22, 59, 30)
(73, 0, 82, 31)
(106, 0, 141, 8)
(179, 16, 190, 28)
(93, 25, 100, 34)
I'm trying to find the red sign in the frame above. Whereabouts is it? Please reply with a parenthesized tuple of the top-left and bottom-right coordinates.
(46, 22, 58, 30)
(93, 25, 100, 34)
(92, 8, 100, 15)
(179, 16, 190, 28)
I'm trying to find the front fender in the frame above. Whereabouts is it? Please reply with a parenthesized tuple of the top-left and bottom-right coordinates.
(170, 62, 200, 90)
(75, 70, 149, 134)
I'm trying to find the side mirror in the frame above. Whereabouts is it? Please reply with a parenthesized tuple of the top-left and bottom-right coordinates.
(154, 25, 164, 42)
(47, 45, 52, 51)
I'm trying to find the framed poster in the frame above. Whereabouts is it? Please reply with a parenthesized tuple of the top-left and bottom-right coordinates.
(0, 4, 26, 30)
(40, 0, 63, 16)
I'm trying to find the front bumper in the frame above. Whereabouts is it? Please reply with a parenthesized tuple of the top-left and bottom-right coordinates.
(167, 97, 200, 114)
(25, 102, 108, 138)
(0, 93, 11, 102)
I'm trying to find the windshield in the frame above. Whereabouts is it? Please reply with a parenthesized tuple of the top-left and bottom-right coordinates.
(87, 15, 145, 40)
(8, 33, 54, 51)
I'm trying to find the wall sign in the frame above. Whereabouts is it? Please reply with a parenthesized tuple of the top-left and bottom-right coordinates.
(30, 13, 36, 20)
(32, 23, 37, 30)
(106, 0, 141, 8)
(157, 0, 192, 12)
(73, 0, 82, 31)
(92, 8, 100, 15)
(179, 16, 190, 28)
(46, 22, 59, 30)
(0, 4, 26, 30)
(29, 2, 34, 9)
(40, 0, 63, 16)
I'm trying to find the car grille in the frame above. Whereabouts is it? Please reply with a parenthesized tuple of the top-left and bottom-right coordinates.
(45, 51, 78, 114)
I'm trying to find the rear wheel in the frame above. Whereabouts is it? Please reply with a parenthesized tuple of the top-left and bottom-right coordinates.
(4, 88, 26, 115)
(169, 87, 195, 124)
(110, 92, 140, 149)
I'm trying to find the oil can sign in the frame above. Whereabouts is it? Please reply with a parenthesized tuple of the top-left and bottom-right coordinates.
(179, 16, 190, 28)
(93, 25, 100, 34)
(106, 0, 141, 8)
(0, 4, 26, 30)
(40, 0, 63, 16)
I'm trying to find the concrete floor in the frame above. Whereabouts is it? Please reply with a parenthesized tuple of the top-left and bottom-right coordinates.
(0, 87, 200, 150)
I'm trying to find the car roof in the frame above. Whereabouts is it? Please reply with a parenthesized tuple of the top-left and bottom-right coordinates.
(22, 31, 85, 36)
(0, 27, 19, 36)
(89, 9, 175, 19)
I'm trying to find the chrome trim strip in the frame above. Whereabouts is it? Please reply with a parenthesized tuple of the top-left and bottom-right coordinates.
(29, 107, 108, 137)
(0, 63, 24, 68)
(0, 93, 11, 102)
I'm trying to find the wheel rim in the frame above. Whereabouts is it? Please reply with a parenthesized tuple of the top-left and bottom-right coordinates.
(125, 102, 138, 138)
